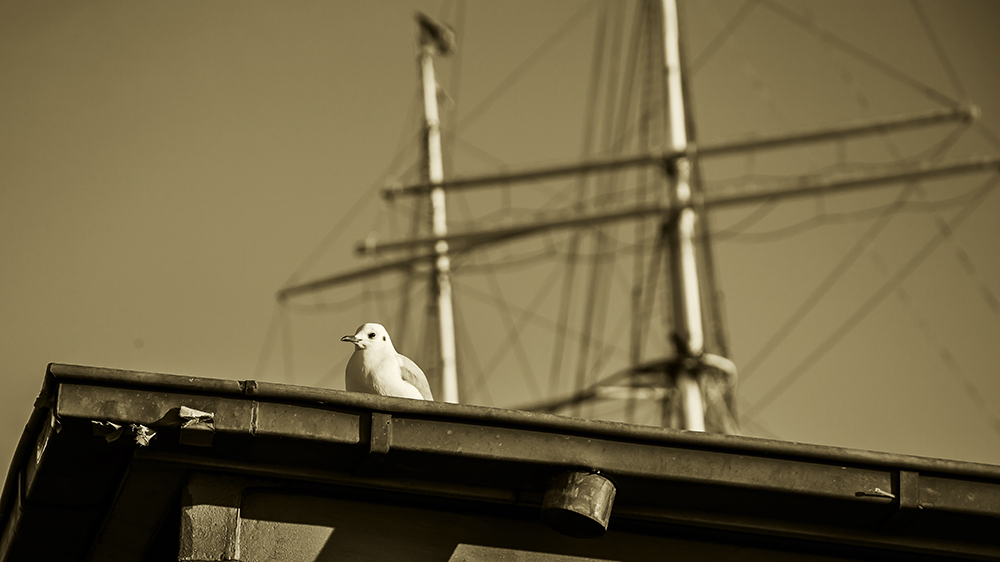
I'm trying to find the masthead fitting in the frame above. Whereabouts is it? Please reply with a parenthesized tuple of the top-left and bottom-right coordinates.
(416, 12, 456, 55)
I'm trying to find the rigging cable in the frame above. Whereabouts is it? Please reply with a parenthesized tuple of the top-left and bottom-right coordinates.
(280, 45, 429, 293)
(759, 0, 958, 107)
(449, 185, 550, 399)
(867, 250, 1000, 436)
(482, 260, 545, 398)
(443, 0, 467, 140)
(694, 0, 825, 248)
(586, 288, 643, 395)
(716, 199, 778, 235)
(448, 272, 553, 399)
(627, 1, 659, 423)
(689, 0, 760, 74)
(738, 185, 914, 384)
(549, 0, 613, 397)
(817, 6, 1000, 328)
(453, 277, 632, 369)
(450, 283, 496, 405)
(716, 181, 995, 244)
(453, 0, 599, 131)
(740, 414, 783, 440)
(974, 123, 1000, 153)
(910, 0, 967, 101)
(906, 2, 1000, 323)
(710, 123, 970, 247)
(472, 253, 564, 390)
(742, 174, 999, 420)
(574, 1, 630, 416)
(737, 107, 976, 383)
(589, 0, 651, 401)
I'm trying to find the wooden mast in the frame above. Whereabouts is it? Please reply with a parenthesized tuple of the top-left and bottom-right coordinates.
(417, 13, 459, 404)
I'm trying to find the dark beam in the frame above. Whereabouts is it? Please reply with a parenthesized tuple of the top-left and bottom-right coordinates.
(383, 106, 978, 198)
(355, 156, 1000, 257)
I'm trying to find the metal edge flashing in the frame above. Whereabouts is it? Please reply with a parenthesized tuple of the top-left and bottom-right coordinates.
(43, 363, 1000, 481)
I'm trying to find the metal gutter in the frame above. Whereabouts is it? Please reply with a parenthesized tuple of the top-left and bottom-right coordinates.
(41, 363, 1000, 480)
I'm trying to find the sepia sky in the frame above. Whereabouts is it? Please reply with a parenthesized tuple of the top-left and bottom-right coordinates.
(2, 0, 999, 473)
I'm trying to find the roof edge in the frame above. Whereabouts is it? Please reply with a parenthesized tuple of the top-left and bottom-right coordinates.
(43, 362, 1000, 480)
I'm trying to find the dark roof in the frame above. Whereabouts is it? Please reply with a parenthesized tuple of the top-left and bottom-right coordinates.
(2, 363, 999, 561)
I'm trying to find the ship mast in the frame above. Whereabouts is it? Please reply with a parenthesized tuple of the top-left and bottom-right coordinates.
(416, 13, 459, 404)
(661, 0, 707, 431)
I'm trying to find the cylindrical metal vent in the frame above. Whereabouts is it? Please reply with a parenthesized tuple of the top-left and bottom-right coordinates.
(541, 470, 616, 538)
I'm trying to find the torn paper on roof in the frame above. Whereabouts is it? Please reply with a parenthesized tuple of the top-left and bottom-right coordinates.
(92, 420, 124, 443)
(179, 406, 214, 424)
(131, 424, 156, 446)
(92, 421, 156, 446)
(179, 405, 215, 447)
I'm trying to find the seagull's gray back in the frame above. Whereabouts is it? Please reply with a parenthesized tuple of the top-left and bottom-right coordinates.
(397, 353, 434, 400)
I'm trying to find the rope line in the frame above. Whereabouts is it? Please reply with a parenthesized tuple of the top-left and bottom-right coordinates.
(910, 0, 967, 101)
(717, 181, 996, 244)
(574, 1, 634, 415)
(451, 283, 496, 405)
(737, 118, 976, 383)
(744, 176, 998, 418)
(760, 0, 958, 107)
(453, 0, 599, 131)
(867, 250, 1000, 437)
(690, 0, 760, 74)
(477, 261, 563, 394)
(482, 256, 545, 397)
(549, 0, 614, 397)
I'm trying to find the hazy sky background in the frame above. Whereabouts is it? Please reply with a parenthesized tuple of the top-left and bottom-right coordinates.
(2, 0, 999, 473)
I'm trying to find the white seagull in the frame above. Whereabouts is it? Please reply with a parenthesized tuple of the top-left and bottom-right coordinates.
(341, 323, 434, 401)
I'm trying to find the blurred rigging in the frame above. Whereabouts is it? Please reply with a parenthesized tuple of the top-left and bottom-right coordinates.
(263, 0, 1000, 441)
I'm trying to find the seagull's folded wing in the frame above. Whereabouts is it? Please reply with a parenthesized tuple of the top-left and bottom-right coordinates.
(397, 354, 434, 401)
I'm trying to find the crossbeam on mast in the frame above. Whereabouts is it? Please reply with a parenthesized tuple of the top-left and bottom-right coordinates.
(702, 104, 978, 158)
(385, 152, 676, 198)
(382, 105, 977, 198)
(356, 203, 670, 255)
(276, 155, 998, 303)
(704, 155, 1000, 209)
(354, 156, 1000, 256)
(276, 252, 437, 301)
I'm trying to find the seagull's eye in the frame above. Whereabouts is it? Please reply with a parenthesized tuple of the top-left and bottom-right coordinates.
(368, 332, 376, 339)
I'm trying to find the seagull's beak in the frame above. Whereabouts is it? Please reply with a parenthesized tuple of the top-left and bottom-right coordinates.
(341, 335, 361, 344)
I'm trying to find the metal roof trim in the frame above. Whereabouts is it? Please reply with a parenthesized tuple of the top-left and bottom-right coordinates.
(42, 362, 1000, 480)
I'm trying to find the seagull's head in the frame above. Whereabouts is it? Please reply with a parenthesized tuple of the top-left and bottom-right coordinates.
(341, 322, 394, 352)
